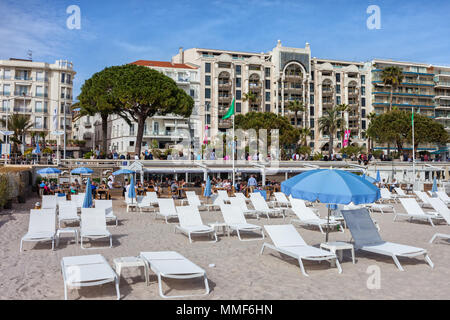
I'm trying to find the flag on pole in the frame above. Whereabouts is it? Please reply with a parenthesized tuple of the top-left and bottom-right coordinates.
(411, 108, 414, 125)
(222, 97, 235, 120)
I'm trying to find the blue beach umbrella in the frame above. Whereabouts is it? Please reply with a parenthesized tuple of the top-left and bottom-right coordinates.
(128, 176, 136, 202)
(281, 169, 381, 241)
(82, 177, 93, 208)
(203, 176, 212, 198)
(432, 177, 438, 193)
(71, 167, 94, 175)
(112, 169, 135, 176)
(37, 167, 61, 175)
(376, 170, 381, 183)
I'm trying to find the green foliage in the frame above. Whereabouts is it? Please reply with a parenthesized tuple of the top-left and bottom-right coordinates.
(312, 152, 324, 161)
(296, 145, 311, 156)
(367, 109, 449, 154)
(318, 106, 346, 157)
(0, 174, 9, 207)
(340, 145, 364, 156)
(380, 66, 404, 111)
(0, 114, 33, 154)
(372, 150, 384, 159)
(84, 151, 93, 159)
(235, 112, 300, 147)
(286, 100, 305, 127)
(42, 147, 53, 154)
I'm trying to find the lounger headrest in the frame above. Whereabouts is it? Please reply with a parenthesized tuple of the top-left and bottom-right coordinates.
(341, 208, 384, 248)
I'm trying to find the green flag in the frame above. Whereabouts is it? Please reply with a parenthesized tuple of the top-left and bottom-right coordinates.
(222, 97, 235, 120)
(411, 108, 414, 125)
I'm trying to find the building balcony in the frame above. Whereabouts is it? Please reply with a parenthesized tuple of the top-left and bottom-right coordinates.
(35, 93, 48, 98)
(218, 96, 232, 102)
(36, 77, 49, 82)
(373, 102, 435, 108)
(435, 81, 450, 88)
(372, 91, 434, 98)
(14, 92, 32, 98)
(15, 76, 33, 81)
(13, 107, 32, 113)
(218, 119, 232, 128)
(218, 82, 232, 89)
(1, 91, 11, 96)
(84, 121, 92, 128)
(322, 89, 333, 96)
(285, 74, 302, 79)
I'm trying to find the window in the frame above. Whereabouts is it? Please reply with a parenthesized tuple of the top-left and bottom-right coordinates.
(361, 86, 366, 95)
(310, 106, 314, 116)
(236, 102, 241, 112)
(310, 83, 314, 91)
(265, 79, 270, 90)
(310, 118, 315, 128)
(362, 97, 366, 107)
(310, 94, 314, 104)
(2, 100, 9, 112)
(336, 73, 341, 83)
(130, 141, 134, 146)
(265, 91, 270, 102)
(336, 96, 341, 104)
(190, 89, 195, 98)
(206, 114, 211, 125)
(35, 101, 43, 112)
(362, 109, 366, 118)
(67, 74, 71, 84)
(361, 75, 366, 85)
(36, 86, 43, 97)
(205, 75, 211, 86)
(35, 117, 43, 129)
(205, 101, 211, 112)
(129, 124, 135, 136)
(236, 77, 241, 88)
(265, 67, 270, 77)
(311, 71, 315, 81)
(4, 69, 11, 79)
(205, 88, 211, 99)
(36, 71, 44, 81)
(265, 104, 271, 112)
(3, 84, 10, 95)
(362, 120, 366, 130)
(336, 85, 341, 94)
(205, 63, 211, 73)
(60, 102, 65, 114)
(235, 65, 241, 75)
(236, 90, 241, 100)
(43, 117, 47, 129)
(61, 73, 65, 83)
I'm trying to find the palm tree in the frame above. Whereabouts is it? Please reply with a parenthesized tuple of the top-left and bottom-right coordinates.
(0, 114, 33, 154)
(366, 112, 377, 152)
(299, 127, 311, 146)
(243, 91, 257, 111)
(286, 100, 305, 128)
(318, 106, 346, 158)
(380, 66, 404, 111)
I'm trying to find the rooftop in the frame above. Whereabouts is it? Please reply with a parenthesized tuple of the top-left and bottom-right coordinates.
(130, 60, 197, 70)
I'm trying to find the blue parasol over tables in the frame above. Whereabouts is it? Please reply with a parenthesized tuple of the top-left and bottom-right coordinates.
(37, 167, 61, 175)
(112, 169, 135, 176)
(362, 174, 377, 184)
(376, 170, 381, 183)
(128, 175, 136, 203)
(71, 167, 94, 175)
(432, 176, 438, 193)
(203, 176, 212, 198)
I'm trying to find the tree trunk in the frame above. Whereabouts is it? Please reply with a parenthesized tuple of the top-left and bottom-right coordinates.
(101, 114, 109, 155)
(396, 141, 403, 159)
(135, 115, 146, 157)
(294, 112, 298, 127)
(389, 86, 393, 111)
(329, 134, 334, 158)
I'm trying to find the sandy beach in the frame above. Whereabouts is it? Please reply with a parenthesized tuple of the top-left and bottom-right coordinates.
(1, 195, 449, 300)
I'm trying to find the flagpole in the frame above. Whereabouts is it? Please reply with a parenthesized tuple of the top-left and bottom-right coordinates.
(232, 112, 235, 191)
(412, 108, 415, 188)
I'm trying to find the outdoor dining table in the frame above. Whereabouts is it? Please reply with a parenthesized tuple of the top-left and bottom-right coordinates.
(96, 188, 111, 200)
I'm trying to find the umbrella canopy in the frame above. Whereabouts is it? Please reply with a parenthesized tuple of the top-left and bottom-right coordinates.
(112, 169, 135, 176)
(37, 167, 61, 175)
(281, 169, 380, 205)
(376, 170, 381, 183)
(71, 167, 94, 175)
(82, 177, 93, 208)
(128, 176, 136, 199)
(203, 176, 212, 197)
(432, 177, 438, 193)
(33, 143, 41, 154)
(362, 174, 377, 184)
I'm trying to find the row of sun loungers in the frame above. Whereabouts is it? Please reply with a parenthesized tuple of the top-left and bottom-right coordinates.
(27, 189, 449, 300)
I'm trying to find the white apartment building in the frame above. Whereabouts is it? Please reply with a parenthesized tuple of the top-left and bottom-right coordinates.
(0, 58, 75, 151)
(73, 60, 201, 155)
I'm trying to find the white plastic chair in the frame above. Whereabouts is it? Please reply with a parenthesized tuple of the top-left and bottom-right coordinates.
(20, 211, 57, 252)
(175, 206, 217, 243)
(220, 204, 264, 241)
(156, 198, 179, 223)
(80, 208, 112, 249)
(58, 202, 80, 228)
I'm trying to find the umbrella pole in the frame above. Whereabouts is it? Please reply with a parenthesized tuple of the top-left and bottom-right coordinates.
(326, 207, 330, 243)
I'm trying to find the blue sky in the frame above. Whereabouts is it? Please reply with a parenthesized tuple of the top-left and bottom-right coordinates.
(1, 0, 449, 98)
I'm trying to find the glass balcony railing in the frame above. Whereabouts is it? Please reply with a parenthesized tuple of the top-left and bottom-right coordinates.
(15, 76, 33, 81)
(13, 107, 32, 113)
(35, 93, 48, 98)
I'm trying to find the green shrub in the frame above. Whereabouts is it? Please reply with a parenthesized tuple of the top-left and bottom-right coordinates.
(313, 152, 324, 161)
(84, 151, 93, 159)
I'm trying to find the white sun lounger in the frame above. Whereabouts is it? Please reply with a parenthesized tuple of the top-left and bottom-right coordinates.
(156, 198, 179, 223)
(145, 192, 159, 205)
(61, 254, 120, 300)
(58, 202, 80, 228)
(250, 193, 284, 220)
(217, 190, 230, 200)
(138, 196, 157, 212)
(394, 187, 415, 198)
(229, 197, 259, 219)
(272, 192, 291, 208)
(427, 198, 450, 244)
(379, 188, 397, 203)
(71, 193, 85, 209)
(436, 191, 450, 205)
(42, 195, 57, 209)
(342, 208, 434, 271)
(395, 198, 444, 227)
(260, 224, 342, 276)
(220, 204, 264, 241)
(290, 198, 343, 234)
(186, 192, 205, 210)
(20, 211, 57, 252)
(413, 190, 433, 208)
(140, 251, 209, 298)
(32, 208, 56, 215)
(94, 200, 118, 226)
(235, 192, 251, 203)
(80, 208, 112, 249)
(175, 206, 217, 243)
